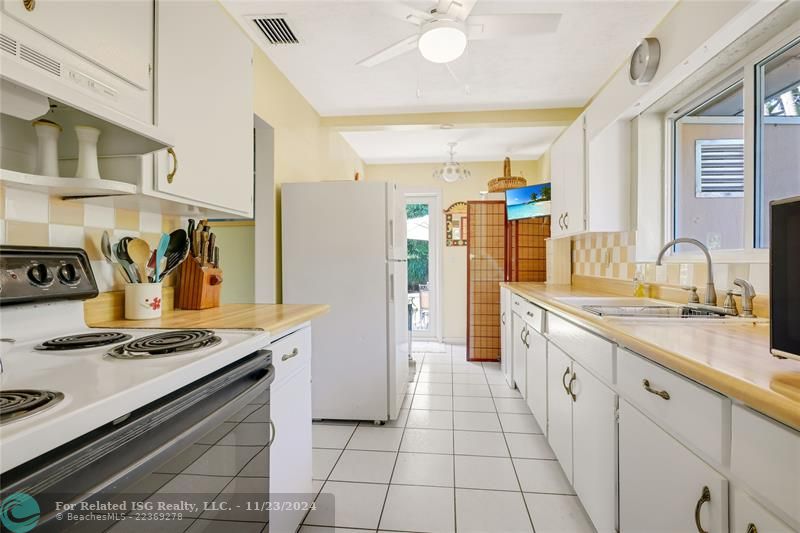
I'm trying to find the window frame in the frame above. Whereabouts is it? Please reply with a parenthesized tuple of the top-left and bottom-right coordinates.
(661, 26, 800, 264)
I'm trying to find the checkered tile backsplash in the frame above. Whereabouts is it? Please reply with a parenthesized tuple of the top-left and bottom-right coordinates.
(572, 231, 770, 295)
(0, 185, 183, 292)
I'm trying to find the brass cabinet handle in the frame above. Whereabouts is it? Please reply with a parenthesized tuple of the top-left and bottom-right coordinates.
(267, 419, 276, 447)
(562, 366, 571, 395)
(23, 0, 35, 11)
(281, 348, 299, 361)
(568, 371, 577, 402)
(642, 379, 670, 400)
(746, 524, 758, 533)
(166, 147, 178, 183)
(694, 486, 711, 533)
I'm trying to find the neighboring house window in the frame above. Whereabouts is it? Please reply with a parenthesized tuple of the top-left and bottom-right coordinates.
(695, 139, 745, 198)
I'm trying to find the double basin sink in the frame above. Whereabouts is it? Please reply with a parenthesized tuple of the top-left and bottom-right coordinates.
(556, 297, 767, 323)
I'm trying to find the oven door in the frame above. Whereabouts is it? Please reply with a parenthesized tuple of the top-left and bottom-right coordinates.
(0, 350, 274, 532)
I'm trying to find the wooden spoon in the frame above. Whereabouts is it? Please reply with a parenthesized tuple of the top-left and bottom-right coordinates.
(127, 238, 152, 284)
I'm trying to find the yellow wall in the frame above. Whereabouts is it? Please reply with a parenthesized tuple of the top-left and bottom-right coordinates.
(366, 159, 544, 342)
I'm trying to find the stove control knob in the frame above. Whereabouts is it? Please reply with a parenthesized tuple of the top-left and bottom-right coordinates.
(58, 264, 81, 285)
(27, 264, 54, 287)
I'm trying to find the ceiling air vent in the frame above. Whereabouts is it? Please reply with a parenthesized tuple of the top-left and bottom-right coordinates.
(0, 33, 18, 55)
(19, 44, 61, 77)
(695, 139, 745, 198)
(251, 16, 299, 45)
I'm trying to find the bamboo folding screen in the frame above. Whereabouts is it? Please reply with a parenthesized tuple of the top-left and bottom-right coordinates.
(466, 202, 551, 361)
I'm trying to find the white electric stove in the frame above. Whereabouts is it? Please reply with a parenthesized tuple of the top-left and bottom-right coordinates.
(0, 246, 275, 531)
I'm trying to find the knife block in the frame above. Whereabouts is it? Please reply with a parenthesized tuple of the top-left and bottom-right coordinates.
(175, 258, 223, 310)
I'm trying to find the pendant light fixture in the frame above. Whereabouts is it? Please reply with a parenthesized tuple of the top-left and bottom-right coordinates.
(433, 142, 471, 183)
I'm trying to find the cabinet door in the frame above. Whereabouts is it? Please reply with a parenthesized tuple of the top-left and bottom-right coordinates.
(549, 133, 567, 238)
(619, 400, 728, 533)
(547, 343, 573, 480)
(562, 117, 586, 235)
(270, 362, 313, 533)
(2, 0, 153, 88)
(500, 288, 514, 387)
(730, 489, 795, 533)
(572, 362, 617, 533)
(512, 313, 527, 395)
(525, 329, 548, 435)
(154, 0, 254, 216)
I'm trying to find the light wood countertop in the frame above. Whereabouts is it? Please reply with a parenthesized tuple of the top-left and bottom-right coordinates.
(89, 304, 330, 337)
(501, 282, 800, 431)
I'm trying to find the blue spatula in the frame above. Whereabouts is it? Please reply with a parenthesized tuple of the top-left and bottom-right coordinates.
(154, 233, 170, 283)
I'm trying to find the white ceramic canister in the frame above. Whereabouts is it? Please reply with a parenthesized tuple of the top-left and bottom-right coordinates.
(32, 119, 62, 177)
(74, 125, 102, 180)
(125, 282, 163, 320)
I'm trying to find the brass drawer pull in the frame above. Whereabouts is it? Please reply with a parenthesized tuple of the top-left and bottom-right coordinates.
(562, 366, 571, 396)
(281, 348, 299, 361)
(642, 379, 670, 400)
(694, 486, 711, 533)
(746, 524, 757, 533)
(23, 0, 35, 11)
(568, 371, 577, 402)
(166, 147, 178, 183)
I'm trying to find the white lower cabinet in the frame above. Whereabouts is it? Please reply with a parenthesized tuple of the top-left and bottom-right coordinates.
(730, 489, 795, 533)
(525, 329, 548, 435)
(547, 343, 573, 480)
(269, 328, 312, 533)
(500, 287, 513, 387)
(512, 312, 528, 395)
(619, 400, 728, 533)
(572, 362, 617, 533)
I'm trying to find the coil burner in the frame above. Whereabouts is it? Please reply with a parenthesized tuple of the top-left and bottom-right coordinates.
(107, 329, 221, 359)
(0, 390, 64, 425)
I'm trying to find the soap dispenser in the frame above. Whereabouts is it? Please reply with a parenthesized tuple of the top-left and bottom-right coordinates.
(633, 267, 647, 297)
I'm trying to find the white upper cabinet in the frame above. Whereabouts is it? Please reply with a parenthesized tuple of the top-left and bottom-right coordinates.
(153, 0, 254, 217)
(550, 114, 631, 237)
(2, 0, 153, 90)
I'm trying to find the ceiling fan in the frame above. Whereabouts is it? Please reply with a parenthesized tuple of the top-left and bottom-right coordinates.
(358, 0, 561, 67)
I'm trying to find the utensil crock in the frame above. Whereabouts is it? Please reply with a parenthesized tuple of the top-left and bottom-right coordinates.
(125, 282, 163, 320)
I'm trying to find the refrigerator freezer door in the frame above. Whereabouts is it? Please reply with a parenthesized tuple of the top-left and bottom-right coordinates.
(282, 181, 390, 421)
(387, 183, 408, 260)
(387, 259, 410, 419)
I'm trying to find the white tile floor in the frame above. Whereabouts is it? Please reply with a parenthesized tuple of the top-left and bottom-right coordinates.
(300, 343, 596, 533)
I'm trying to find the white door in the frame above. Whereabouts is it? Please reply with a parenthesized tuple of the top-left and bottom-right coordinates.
(525, 329, 548, 436)
(405, 193, 440, 340)
(388, 259, 409, 419)
(500, 288, 513, 387)
(547, 343, 573, 480)
(270, 364, 312, 533)
(154, 0, 253, 216)
(511, 313, 526, 392)
(619, 400, 729, 533)
(572, 361, 617, 533)
(2, 0, 153, 88)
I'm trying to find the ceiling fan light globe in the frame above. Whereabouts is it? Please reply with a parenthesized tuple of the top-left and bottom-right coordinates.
(418, 21, 467, 64)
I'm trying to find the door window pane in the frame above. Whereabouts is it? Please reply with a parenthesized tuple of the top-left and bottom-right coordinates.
(406, 203, 430, 332)
(673, 80, 745, 252)
(756, 38, 800, 248)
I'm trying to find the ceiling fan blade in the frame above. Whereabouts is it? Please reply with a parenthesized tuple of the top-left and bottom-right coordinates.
(467, 13, 561, 40)
(436, 0, 477, 21)
(357, 34, 419, 67)
(385, 2, 433, 26)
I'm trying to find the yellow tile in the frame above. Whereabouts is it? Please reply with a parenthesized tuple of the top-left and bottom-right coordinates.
(50, 197, 84, 226)
(667, 264, 681, 285)
(84, 228, 105, 261)
(6, 221, 49, 245)
(162, 215, 181, 233)
(141, 232, 161, 249)
(115, 208, 139, 230)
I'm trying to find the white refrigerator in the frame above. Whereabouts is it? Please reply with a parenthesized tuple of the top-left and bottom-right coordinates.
(282, 181, 410, 422)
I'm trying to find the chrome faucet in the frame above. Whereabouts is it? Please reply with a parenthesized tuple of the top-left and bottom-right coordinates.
(656, 238, 717, 306)
(733, 278, 756, 318)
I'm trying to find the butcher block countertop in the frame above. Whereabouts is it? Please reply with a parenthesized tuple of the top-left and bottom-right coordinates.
(501, 282, 800, 431)
(89, 303, 330, 337)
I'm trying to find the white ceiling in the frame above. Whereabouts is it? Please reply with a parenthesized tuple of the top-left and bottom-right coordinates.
(340, 125, 563, 163)
(225, 0, 676, 116)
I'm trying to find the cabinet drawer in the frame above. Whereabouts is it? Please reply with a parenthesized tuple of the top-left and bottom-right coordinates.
(618, 348, 729, 465)
(731, 489, 795, 533)
(731, 405, 800, 526)
(547, 314, 614, 383)
(270, 326, 312, 388)
(511, 294, 544, 332)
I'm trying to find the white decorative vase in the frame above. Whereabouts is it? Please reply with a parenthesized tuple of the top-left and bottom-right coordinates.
(74, 125, 102, 180)
(32, 119, 61, 177)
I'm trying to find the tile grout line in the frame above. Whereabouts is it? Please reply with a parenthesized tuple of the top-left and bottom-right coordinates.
(451, 343, 458, 533)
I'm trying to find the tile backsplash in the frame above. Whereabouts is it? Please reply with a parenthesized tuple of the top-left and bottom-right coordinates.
(572, 231, 770, 295)
(0, 185, 182, 292)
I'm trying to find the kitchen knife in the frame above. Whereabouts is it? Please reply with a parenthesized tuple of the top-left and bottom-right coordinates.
(208, 232, 216, 261)
(187, 219, 196, 257)
(200, 231, 209, 264)
(213, 246, 220, 268)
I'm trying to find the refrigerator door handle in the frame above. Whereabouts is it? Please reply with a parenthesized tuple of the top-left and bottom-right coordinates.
(389, 273, 395, 303)
(389, 219, 394, 248)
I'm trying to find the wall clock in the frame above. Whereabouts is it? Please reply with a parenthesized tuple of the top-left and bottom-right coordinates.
(629, 37, 661, 86)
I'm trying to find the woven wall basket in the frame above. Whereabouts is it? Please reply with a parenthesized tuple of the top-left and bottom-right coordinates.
(487, 157, 527, 192)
